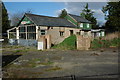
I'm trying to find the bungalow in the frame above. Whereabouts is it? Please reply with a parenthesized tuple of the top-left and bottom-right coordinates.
(7, 12, 100, 47)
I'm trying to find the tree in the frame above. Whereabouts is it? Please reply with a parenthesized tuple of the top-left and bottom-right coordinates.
(59, 9, 67, 18)
(102, 2, 120, 32)
(80, 3, 97, 28)
(11, 9, 32, 26)
(2, 2, 10, 33)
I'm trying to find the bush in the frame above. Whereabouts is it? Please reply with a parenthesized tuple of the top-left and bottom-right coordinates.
(91, 38, 120, 49)
(110, 38, 120, 46)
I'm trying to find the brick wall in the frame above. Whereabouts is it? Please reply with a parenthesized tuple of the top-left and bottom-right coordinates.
(76, 35, 91, 50)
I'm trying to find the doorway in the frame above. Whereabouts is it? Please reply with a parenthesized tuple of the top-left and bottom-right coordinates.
(70, 30, 73, 35)
(45, 38, 47, 49)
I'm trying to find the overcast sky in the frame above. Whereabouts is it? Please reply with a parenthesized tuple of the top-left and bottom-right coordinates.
(4, 2, 107, 26)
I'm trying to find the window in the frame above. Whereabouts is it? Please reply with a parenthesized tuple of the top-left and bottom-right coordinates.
(87, 24, 89, 28)
(19, 26, 36, 39)
(80, 23, 83, 28)
(41, 30, 46, 35)
(19, 33, 26, 39)
(19, 27, 26, 39)
(27, 26, 36, 39)
(60, 31, 64, 36)
(27, 26, 36, 32)
(27, 33, 36, 39)
(51, 27, 53, 29)
(76, 32, 80, 35)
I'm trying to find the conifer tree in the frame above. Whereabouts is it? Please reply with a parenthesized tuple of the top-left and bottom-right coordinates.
(2, 2, 10, 33)
(81, 3, 97, 28)
(102, 2, 120, 32)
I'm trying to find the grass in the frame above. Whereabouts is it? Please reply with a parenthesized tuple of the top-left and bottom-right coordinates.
(91, 38, 120, 49)
(52, 35, 76, 50)
(25, 58, 54, 68)
(45, 66, 62, 72)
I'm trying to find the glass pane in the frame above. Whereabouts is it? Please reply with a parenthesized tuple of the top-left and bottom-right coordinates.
(27, 26, 36, 32)
(27, 33, 36, 39)
(19, 27, 25, 32)
(19, 33, 26, 39)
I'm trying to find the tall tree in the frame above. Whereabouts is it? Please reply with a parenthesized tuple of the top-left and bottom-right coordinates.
(102, 2, 120, 32)
(80, 3, 97, 28)
(2, 2, 10, 33)
(11, 9, 32, 26)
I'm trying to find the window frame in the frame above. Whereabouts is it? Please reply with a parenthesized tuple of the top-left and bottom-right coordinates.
(87, 24, 89, 28)
(59, 31, 64, 36)
(80, 23, 83, 28)
(40, 30, 46, 35)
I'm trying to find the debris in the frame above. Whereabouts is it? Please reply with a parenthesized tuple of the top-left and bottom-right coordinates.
(113, 50, 116, 52)
(91, 52, 101, 56)
(100, 49, 104, 52)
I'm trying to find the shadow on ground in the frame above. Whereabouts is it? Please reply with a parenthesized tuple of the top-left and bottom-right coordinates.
(2, 55, 22, 67)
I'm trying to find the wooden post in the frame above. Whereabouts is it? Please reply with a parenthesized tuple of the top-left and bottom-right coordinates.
(25, 25, 27, 40)
(36, 26, 38, 40)
(16, 27, 19, 39)
(7, 30, 9, 39)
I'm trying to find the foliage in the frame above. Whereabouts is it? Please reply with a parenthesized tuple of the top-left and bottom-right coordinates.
(110, 38, 120, 46)
(91, 38, 120, 49)
(102, 2, 120, 32)
(2, 2, 10, 33)
(80, 3, 97, 28)
(59, 9, 67, 18)
(52, 35, 76, 50)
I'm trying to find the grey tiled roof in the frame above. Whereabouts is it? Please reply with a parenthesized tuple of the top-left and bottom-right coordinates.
(68, 14, 91, 23)
(25, 13, 77, 28)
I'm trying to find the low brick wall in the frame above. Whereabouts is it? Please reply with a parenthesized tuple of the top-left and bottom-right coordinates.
(9, 39, 37, 47)
(38, 35, 51, 50)
(18, 39, 37, 47)
(76, 35, 91, 50)
(102, 32, 119, 40)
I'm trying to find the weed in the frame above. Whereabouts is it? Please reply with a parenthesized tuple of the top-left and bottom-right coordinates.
(91, 38, 120, 49)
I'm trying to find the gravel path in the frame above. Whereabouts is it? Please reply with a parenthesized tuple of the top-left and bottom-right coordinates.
(2, 47, 119, 78)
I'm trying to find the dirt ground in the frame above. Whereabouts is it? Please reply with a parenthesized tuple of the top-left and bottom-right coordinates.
(2, 45, 119, 79)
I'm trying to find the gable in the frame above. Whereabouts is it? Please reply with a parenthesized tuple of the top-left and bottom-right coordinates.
(64, 15, 78, 26)
(20, 16, 33, 25)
